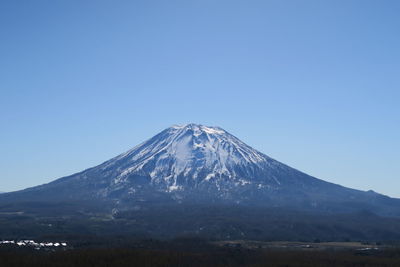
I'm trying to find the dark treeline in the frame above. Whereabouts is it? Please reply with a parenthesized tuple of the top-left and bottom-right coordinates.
(3, 203, 400, 242)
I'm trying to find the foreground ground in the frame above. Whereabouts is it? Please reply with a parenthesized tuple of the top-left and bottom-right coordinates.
(1, 239, 400, 267)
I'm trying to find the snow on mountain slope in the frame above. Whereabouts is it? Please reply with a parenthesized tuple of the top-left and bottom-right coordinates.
(80, 123, 303, 196)
(29, 123, 345, 198)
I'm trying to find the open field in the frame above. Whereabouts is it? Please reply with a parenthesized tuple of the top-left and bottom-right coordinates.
(1, 239, 400, 266)
(215, 240, 384, 251)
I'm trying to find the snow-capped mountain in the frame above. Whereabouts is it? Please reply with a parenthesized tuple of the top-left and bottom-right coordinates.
(2, 123, 400, 216)
(100, 123, 284, 193)
(1, 124, 400, 242)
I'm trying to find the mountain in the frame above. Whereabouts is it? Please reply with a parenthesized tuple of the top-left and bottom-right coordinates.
(1, 123, 400, 242)
(1, 123, 399, 215)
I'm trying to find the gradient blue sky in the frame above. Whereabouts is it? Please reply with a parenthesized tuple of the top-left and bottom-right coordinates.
(1, 1, 399, 196)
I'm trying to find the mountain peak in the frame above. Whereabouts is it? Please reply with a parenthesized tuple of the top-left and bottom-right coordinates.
(169, 123, 226, 135)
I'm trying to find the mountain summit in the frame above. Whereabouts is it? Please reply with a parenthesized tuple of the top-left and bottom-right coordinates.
(2, 124, 399, 216)
(101, 123, 280, 193)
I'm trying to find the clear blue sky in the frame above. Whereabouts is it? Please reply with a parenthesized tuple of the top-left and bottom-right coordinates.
(1, 0, 399, 197)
